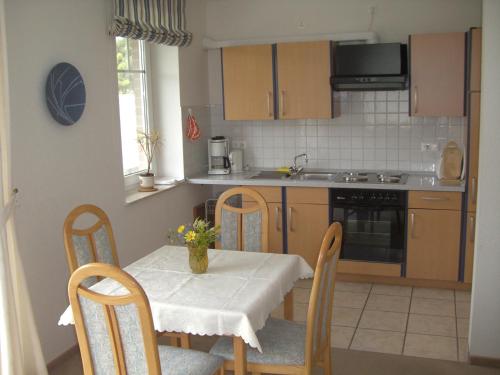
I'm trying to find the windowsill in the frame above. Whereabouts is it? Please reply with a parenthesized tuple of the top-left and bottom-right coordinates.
(125, 179, 185, 205)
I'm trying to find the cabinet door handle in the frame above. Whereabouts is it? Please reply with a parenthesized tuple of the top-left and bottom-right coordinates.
(421, 196, 449, 201)
(275, 206, 281, 231)
(288, 207, 293, 232)
(471, 177, 477, 204)
(414, 85, 418, 114)
(410, 212, 416, 238)
(469, 216, 475, 243)
(267, 91, 273, 117)
(280, 90, 285, 117)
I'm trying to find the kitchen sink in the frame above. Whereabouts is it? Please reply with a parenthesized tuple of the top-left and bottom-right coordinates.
(290, 172, 336, 181)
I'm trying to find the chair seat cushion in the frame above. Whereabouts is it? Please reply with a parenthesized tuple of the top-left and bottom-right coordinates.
(158, 345, 223, 375)
(210, 318, 306, 366)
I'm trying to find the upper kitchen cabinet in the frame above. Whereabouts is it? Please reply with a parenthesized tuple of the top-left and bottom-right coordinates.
(276, 41, 332, 119)
(222, 45, 274, 120)
(409, 32, 466, 117)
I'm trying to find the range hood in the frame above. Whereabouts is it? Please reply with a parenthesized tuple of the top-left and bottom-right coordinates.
(332, 43, 408, 91)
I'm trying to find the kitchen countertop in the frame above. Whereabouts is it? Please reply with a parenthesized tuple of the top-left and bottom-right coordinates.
(187, 170, 465, 192)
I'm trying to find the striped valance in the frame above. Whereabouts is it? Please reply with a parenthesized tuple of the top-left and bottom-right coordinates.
(110, 0, 192, 47)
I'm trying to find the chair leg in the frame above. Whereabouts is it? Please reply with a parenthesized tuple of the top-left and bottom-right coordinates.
(180, 333, 191, 349)
(169, 336, 180, 347)
(323, 345, 332, 375)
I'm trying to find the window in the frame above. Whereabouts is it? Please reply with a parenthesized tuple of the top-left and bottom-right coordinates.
(115, 37, 152, 176)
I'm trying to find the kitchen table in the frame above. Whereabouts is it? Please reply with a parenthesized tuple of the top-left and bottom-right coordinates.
(59, 245, 313, 375)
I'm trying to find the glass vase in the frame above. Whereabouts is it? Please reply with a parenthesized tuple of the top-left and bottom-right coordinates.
(188, 245, 208, 274)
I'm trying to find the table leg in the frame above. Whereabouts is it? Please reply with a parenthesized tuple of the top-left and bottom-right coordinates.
(284, 289, 294, 320)
(233, 336, 247, 375)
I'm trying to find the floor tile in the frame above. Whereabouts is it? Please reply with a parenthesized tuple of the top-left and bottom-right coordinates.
(334, 291, 369, 309)
(407, 314, 456, 337)
(365, 294, 410, 313)
(293, 287, 311, 304)
(295, 278, 313, 289)
(358, 310, 408, 332)
(371, 284, 412, 297)
(456, 301, 471, 318)
(331, 326, 355, 349)
(350, 328, 405, 355)
(332, 306, 362, 327)
(457, 318, 469, 338)
(335, 281, 372, 293)
(293, 303, 308, 322)
(410, 297, 455, 317)
(404, 333, 457, 361)
(455, 290, 472, 303)
(458, 338, 469, 362)
(412, 287, 454, 300)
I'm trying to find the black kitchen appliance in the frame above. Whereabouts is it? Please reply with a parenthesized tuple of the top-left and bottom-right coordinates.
(332, 43, 408, 91)
(332, 189, 406, 264)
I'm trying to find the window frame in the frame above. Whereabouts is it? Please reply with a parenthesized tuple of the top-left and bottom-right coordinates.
(115, 37, 155, 189)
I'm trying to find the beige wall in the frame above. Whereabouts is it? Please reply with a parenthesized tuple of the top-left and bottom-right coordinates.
(206, 0, 482, 43)
(4, 0, 210, 363)
(469, 0, 500, 360)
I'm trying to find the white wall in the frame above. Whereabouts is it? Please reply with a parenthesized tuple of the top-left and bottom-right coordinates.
(469, 0, 500, 361)
(206, 0, 482, 44)
(4, 0, 210, 363)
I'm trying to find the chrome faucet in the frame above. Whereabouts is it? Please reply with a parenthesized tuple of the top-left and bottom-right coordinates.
(289, 153, 308, 175)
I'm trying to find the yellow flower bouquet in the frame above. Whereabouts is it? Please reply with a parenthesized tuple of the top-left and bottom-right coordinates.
(168, 218, 220, 273)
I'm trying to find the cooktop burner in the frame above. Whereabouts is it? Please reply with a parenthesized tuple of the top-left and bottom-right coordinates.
(334, 171, 408, 184)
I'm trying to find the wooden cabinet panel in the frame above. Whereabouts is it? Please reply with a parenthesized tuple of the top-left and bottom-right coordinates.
(464, 212, 476, 283)
(406, 209, 461, 281)
(267, 202, 283, 253)
(468, 93, 480, 213)
(408, 191, 462, 210)
(470, 28, 482, 92)
(410, 32, 465, 117)
(287, 203, 329, 268)
(241, 186, 281, 203)
(286, 187, 328, 205)
(222, 45, 274, 120)
(276, 41, 332, 119)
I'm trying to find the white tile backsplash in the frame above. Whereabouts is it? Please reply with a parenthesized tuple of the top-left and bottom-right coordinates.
(209, 91, 465, 172)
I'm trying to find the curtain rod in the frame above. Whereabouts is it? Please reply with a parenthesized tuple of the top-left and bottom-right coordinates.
(202, 31, 378, 49)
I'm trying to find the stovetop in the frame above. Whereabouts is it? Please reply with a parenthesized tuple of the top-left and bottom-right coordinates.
(334, 171, 409, 185)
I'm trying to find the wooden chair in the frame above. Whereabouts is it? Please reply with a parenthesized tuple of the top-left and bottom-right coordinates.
(210, 222, 343, 375)
(68, 263, 224, 375)
(63, 204, 120, 285)
(63, 204, 190, 348)
(214, 187, 269, 252)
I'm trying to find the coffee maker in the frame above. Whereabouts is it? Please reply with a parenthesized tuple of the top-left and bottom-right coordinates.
(208, 136, 230, 175)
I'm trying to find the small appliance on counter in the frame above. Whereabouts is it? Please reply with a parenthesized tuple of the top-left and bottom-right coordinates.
(437, 141, 464, 184)
(229, 149, 243, 173)
(208, 136, 230, 175)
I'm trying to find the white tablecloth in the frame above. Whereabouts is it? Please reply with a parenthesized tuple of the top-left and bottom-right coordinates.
(58, 246, 313, 351)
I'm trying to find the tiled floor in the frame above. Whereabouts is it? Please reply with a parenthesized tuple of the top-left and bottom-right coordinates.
(272, 280, 471, 362)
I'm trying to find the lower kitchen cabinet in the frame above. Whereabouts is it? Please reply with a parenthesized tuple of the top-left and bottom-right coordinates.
(286, 203, 329, 269)
(464, 212, 476, 283)
(406, 208, 461, 281)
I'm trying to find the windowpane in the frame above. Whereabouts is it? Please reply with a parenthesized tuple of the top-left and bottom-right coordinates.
(116, 38, 150, 176)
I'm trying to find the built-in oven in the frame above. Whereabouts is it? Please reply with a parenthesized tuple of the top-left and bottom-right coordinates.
(331, 189, 406, 264)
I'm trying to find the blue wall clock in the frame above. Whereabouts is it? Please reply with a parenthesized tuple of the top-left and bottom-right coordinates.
(45, 62, 86, 126)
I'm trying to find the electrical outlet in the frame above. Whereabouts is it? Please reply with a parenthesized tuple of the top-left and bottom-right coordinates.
(421, 143, 438, 152)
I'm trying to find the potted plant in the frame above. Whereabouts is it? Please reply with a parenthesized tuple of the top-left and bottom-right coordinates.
(137, 130, 160, 190)
(168, 218, 220, 274)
